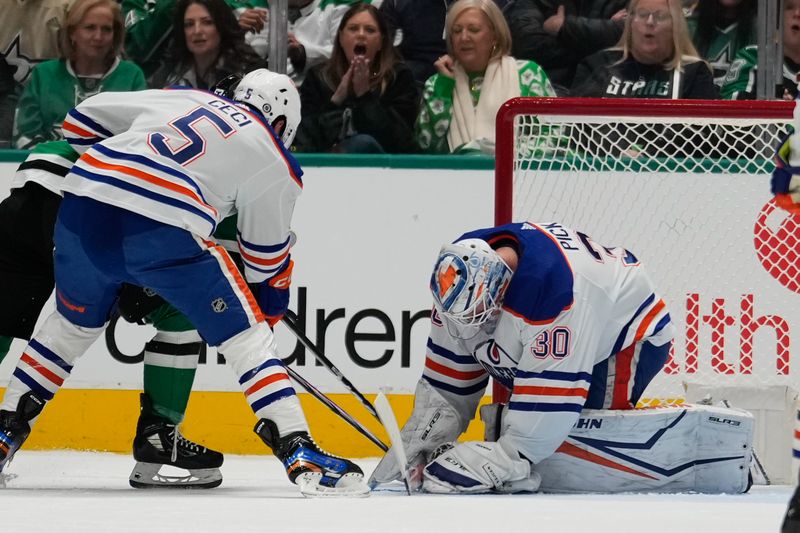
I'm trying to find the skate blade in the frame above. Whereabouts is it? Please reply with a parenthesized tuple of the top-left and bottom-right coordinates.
(297, 472, 370, 498)
(129, 462, 222, 489)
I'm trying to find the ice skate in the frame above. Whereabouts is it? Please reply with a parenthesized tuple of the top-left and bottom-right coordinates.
(255, 418, 369, 497)
(129, 394, 223, 489)
(0, 391, 45, 481)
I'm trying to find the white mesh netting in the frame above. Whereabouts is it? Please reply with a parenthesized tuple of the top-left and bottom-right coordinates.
(505, 100, 797, 405)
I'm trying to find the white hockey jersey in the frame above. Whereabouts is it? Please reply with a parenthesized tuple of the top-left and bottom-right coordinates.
(422, 222, 675, 465)
(61, 88, 302, 284)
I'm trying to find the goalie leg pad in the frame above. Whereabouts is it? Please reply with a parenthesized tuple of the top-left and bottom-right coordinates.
(422, 439, 539, 494)
(534, 404, 754, 493)
(368, 379, 467, 489)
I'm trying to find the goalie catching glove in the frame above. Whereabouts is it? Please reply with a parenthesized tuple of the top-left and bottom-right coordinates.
(772, 133, 800, 215)
(368, 379, 468, 490)
(252, 258, 293, 327)
(422, 438, 540, 494)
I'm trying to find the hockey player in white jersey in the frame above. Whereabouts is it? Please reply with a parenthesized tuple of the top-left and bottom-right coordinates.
(370, 222, 754, 494)
(0, 69, 368, 496)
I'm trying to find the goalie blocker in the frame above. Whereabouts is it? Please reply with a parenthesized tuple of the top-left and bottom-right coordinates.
(481, 402, 754, 494)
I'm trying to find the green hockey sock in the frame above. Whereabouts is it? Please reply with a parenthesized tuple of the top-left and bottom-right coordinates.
(142, 330, 202, 424)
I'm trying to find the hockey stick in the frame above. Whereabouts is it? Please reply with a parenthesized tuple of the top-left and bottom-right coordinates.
(286, 365, 389, 453)
(282, 311, 381, 422)
(374, 390, 413, 495)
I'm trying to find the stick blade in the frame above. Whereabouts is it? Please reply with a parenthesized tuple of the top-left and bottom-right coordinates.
(374, 391, 413, 495)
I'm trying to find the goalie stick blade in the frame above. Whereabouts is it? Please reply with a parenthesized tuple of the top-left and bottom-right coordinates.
(374, 391, 414, 495)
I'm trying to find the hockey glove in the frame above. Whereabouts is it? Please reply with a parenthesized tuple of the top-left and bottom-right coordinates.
(772, 135, 800, 215)
(253, 259, 294, 327)
(116, 284, 166, 324)
(422, 438, 540, 494)
(368, 379, 467, 490)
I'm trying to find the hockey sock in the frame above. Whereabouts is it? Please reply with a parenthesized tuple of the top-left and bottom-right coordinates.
(218, 324, 308, 436)
(142, 330, 202, 424)
(0, 336, 13, 364)
(144, 304, 203, 423)
(1, 312, 101, 412)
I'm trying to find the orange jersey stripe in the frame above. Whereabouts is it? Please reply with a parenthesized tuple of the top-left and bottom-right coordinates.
(238, 246, 289, 267)
(245, 372, 289, 396)
(502, 303, 573, 325)
(62, 120, 96, 138)
(204, 240, 265, 322)
(21, 353, 64, 387)
(634, 299, 666, 343)
(513, 385, 588, 398)
(425, 358, 486, 380)
(80, 153, 218, 218)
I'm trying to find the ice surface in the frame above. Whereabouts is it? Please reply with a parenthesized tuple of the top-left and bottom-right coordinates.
(0, 451, 790, 533)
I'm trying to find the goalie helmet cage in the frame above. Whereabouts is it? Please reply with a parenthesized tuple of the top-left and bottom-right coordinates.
(493, 97, 798, 482)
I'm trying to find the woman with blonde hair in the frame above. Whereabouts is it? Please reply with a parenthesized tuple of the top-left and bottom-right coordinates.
(571, 0, 717, 98)
(416, 0, 555, 155)
(12, 0, 146, 149)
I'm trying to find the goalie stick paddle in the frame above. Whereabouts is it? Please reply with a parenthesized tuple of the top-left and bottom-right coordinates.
(374, 391, 413, 495)
(285, 365, 389, 453)
(282, 311, 382, 422)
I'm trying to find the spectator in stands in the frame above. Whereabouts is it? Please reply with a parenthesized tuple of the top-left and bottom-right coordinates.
(687, 0, 756, 87)
(12, 0, 146, 150)
(504, 0, 628, 95)
(571, 0, 717, 99)
(720, 0, 800, 100)
(0, 58, 15, 149)
(122, 0, 268, 77)
(416, 0, 555, 155)
(148, 0, 263, 89)
(241, 0, 361, 85)
(294, 3, 419, 153)
(380, 0, 455, 87)
(1, 0, 71, 148)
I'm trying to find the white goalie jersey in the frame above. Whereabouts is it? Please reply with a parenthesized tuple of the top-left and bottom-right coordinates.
(60, 88, 302, 284)
(422, 222, 675, 465)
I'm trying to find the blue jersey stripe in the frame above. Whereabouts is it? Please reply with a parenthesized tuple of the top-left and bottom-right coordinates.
(240, 259, 284, 276)
(68, 109, 114, 138)
(250, 387, 296, 411)
(239, 358, 286, 385)
(515, 369, 593, 382)
(610, 293, 656, 355)
(12, 369, 54, 400)
(70, 166, 217, 229)
(29, 339, 73, 372)
(653, 313, 671, 335)
(67, 136, 103, 146)
(238, 232, 293, 253)
(508, 401, 584, 413)
(427, 338, 478, 365)
(423, 375, 489, 396)
(92, 144, 209, 203)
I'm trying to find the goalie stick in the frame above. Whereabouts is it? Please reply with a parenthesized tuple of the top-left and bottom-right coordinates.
(285, 365, 389, 453)
(282, 311, 382, 422)
(374, 390, 413, 495)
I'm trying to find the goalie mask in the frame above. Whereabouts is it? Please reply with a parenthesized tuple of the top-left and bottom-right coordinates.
(430, 239, 513, 338)
(222, 69, 301, 149)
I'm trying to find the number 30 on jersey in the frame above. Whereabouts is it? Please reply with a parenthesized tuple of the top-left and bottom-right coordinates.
(531, 327, 572, 359)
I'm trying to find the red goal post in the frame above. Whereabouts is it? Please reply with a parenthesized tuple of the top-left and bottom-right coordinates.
(493, 97, 795, 408)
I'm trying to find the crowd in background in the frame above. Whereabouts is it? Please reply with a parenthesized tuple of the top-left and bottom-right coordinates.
(0, 0, 795, 154)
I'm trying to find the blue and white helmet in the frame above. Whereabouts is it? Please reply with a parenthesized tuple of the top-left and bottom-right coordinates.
(430, 239, 513, 336)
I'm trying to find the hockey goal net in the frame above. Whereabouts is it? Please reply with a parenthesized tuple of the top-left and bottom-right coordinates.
(495, 97, 798, 481)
